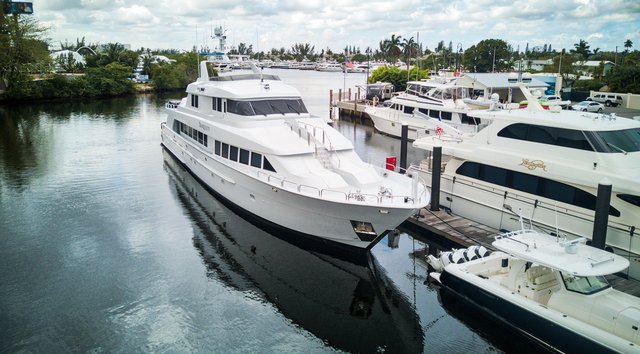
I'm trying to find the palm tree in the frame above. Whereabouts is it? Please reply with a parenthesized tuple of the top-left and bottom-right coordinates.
(624, 39, 633, 52)
(402, 37, 417, 66)
(388, 34, 402, 63)
(573, 39, 591, 60)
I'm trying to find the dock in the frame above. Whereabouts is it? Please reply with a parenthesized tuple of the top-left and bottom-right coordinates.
(403, 207, 640, 297)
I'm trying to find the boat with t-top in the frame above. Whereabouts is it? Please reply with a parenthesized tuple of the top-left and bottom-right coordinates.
(429, 225, 640, 353)
(160, 61, 429, 252)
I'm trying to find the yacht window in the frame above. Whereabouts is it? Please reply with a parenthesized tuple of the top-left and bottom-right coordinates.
(560, 273, 610, 295)
(251, 152, 262, 168)
(403, 105, 413, 114)
(215, 140, 221, 155)
(483, 165, 508, 186)
(593, 128, 640, 153)
(441, 111, 452, 121)
(429, 110, 440, 119)
(511, 170, 539, 194)
(221, 143, 229, 158)
(239, 149, 250, 164)
(456, 162, 621, 217)
(227, 100, 255, 116)
(263, 158, 276, 172)
(618, 194, 640, 208)
(498, 123, 594, 151)
(433, 90, 443, 99)
(418, 108, 429, 115)
(191, 94, 199, 108)
(229, 146, 239, 162)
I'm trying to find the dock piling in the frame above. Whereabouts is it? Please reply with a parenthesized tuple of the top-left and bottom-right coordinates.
(592, 178, 612, 249)
(430, 146, 442, 211)
(400, 123, 408, 174)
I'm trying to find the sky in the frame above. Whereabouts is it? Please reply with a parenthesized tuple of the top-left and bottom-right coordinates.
(34, 0, 640, 55)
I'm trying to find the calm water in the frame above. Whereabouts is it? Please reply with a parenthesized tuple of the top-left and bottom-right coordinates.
(0, 70, 542, 353)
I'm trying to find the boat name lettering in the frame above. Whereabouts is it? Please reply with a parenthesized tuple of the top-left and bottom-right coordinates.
(198, 122, 210, 131)
(519, 159, 547, 172)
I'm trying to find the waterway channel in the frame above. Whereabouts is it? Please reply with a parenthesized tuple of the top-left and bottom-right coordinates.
(0, 69, 547, 353)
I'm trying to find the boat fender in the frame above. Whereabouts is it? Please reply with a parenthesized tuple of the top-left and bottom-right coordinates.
(450, 249, 466, 264)
(373, 96, 379, 106)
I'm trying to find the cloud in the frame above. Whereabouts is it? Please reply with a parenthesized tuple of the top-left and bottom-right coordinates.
(33, 0, 639, 54)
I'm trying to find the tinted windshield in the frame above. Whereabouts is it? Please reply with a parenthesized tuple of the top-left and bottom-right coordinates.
(227, 99, 308, 116)
(591, 127, 640, 153)
(561, 273, 610, 294)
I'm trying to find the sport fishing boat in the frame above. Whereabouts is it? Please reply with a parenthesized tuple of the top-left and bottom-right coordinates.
(429, 227, 640, 353)
(160, 61, 428, 252)
(412, 84, 640, 280)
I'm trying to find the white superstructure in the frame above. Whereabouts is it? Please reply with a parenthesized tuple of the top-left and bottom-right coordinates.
(413, 89, 640, 279)
(160, 62, 428, 250)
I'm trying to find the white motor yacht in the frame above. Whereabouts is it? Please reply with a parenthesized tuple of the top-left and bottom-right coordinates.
(429, 228, 640, 353)
(413, 86, 640, 280)
(365, 77, 487, 140)
(160, 62, 429, 251)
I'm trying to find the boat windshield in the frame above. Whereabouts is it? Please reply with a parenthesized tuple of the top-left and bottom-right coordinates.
(560, 272, 610, 295)
(226, 99, 308, 116)
(589, 127, 640, 153)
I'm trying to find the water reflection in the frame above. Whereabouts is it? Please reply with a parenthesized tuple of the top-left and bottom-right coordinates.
(0, 97, 140, 190)
(162, 148, 424, 353)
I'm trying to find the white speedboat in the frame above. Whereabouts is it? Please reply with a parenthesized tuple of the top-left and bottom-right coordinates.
(413, 86, 640, 280)
(160, 62, 428, 251)
(316, 62, 343, 72)
(429, 228, 640, 353)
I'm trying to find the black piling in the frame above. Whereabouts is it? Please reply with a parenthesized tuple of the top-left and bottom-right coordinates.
(400, 123, 408, 173)
(592, 179, 612, 249)
(430, 146, 442, 211)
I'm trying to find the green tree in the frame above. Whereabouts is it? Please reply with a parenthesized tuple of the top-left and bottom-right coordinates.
(572, 39, 591, 60)
(624, 39, 633, 52)
(606, 65, 640, 93)
(0, 10, 51, 98)
(368, 65, 429, 91)
(462, 39, 510, 72)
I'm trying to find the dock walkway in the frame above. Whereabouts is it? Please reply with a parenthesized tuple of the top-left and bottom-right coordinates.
(403, 207, 640, 297)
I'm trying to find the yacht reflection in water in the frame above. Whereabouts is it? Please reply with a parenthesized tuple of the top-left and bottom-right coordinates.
(163, 149, 424, 353)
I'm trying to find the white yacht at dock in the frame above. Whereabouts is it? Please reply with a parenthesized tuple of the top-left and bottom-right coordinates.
(365, 73, 548, 140)
(160, 62, 429, 251)
(429, 227, 640, 353)
(413, 84, 640, 280)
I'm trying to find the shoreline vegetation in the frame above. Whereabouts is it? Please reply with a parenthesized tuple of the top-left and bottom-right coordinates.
(1, 12, 639, 103)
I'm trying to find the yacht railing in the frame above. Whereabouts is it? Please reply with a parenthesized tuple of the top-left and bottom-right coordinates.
(255, 170, 424, 205)
(285, 120, 341, 168)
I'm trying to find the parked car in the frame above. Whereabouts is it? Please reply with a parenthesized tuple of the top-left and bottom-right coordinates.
(571, 101, 604, 112)
(586, 93, 623, 107)
(538, 95, 571, 109)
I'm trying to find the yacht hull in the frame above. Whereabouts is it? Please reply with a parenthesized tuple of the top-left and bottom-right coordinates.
(366, 107, 430, 140)
(439, 269, 627, 354)
(161, 124, 417, 251)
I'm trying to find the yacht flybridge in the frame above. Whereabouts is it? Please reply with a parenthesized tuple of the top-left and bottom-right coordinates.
(413, 85, 640, 280)
(429, 228, 640, 353)
(160, 61, 428, 250)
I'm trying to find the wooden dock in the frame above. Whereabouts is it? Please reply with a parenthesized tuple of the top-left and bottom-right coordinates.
(402, 207, 640, 297)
